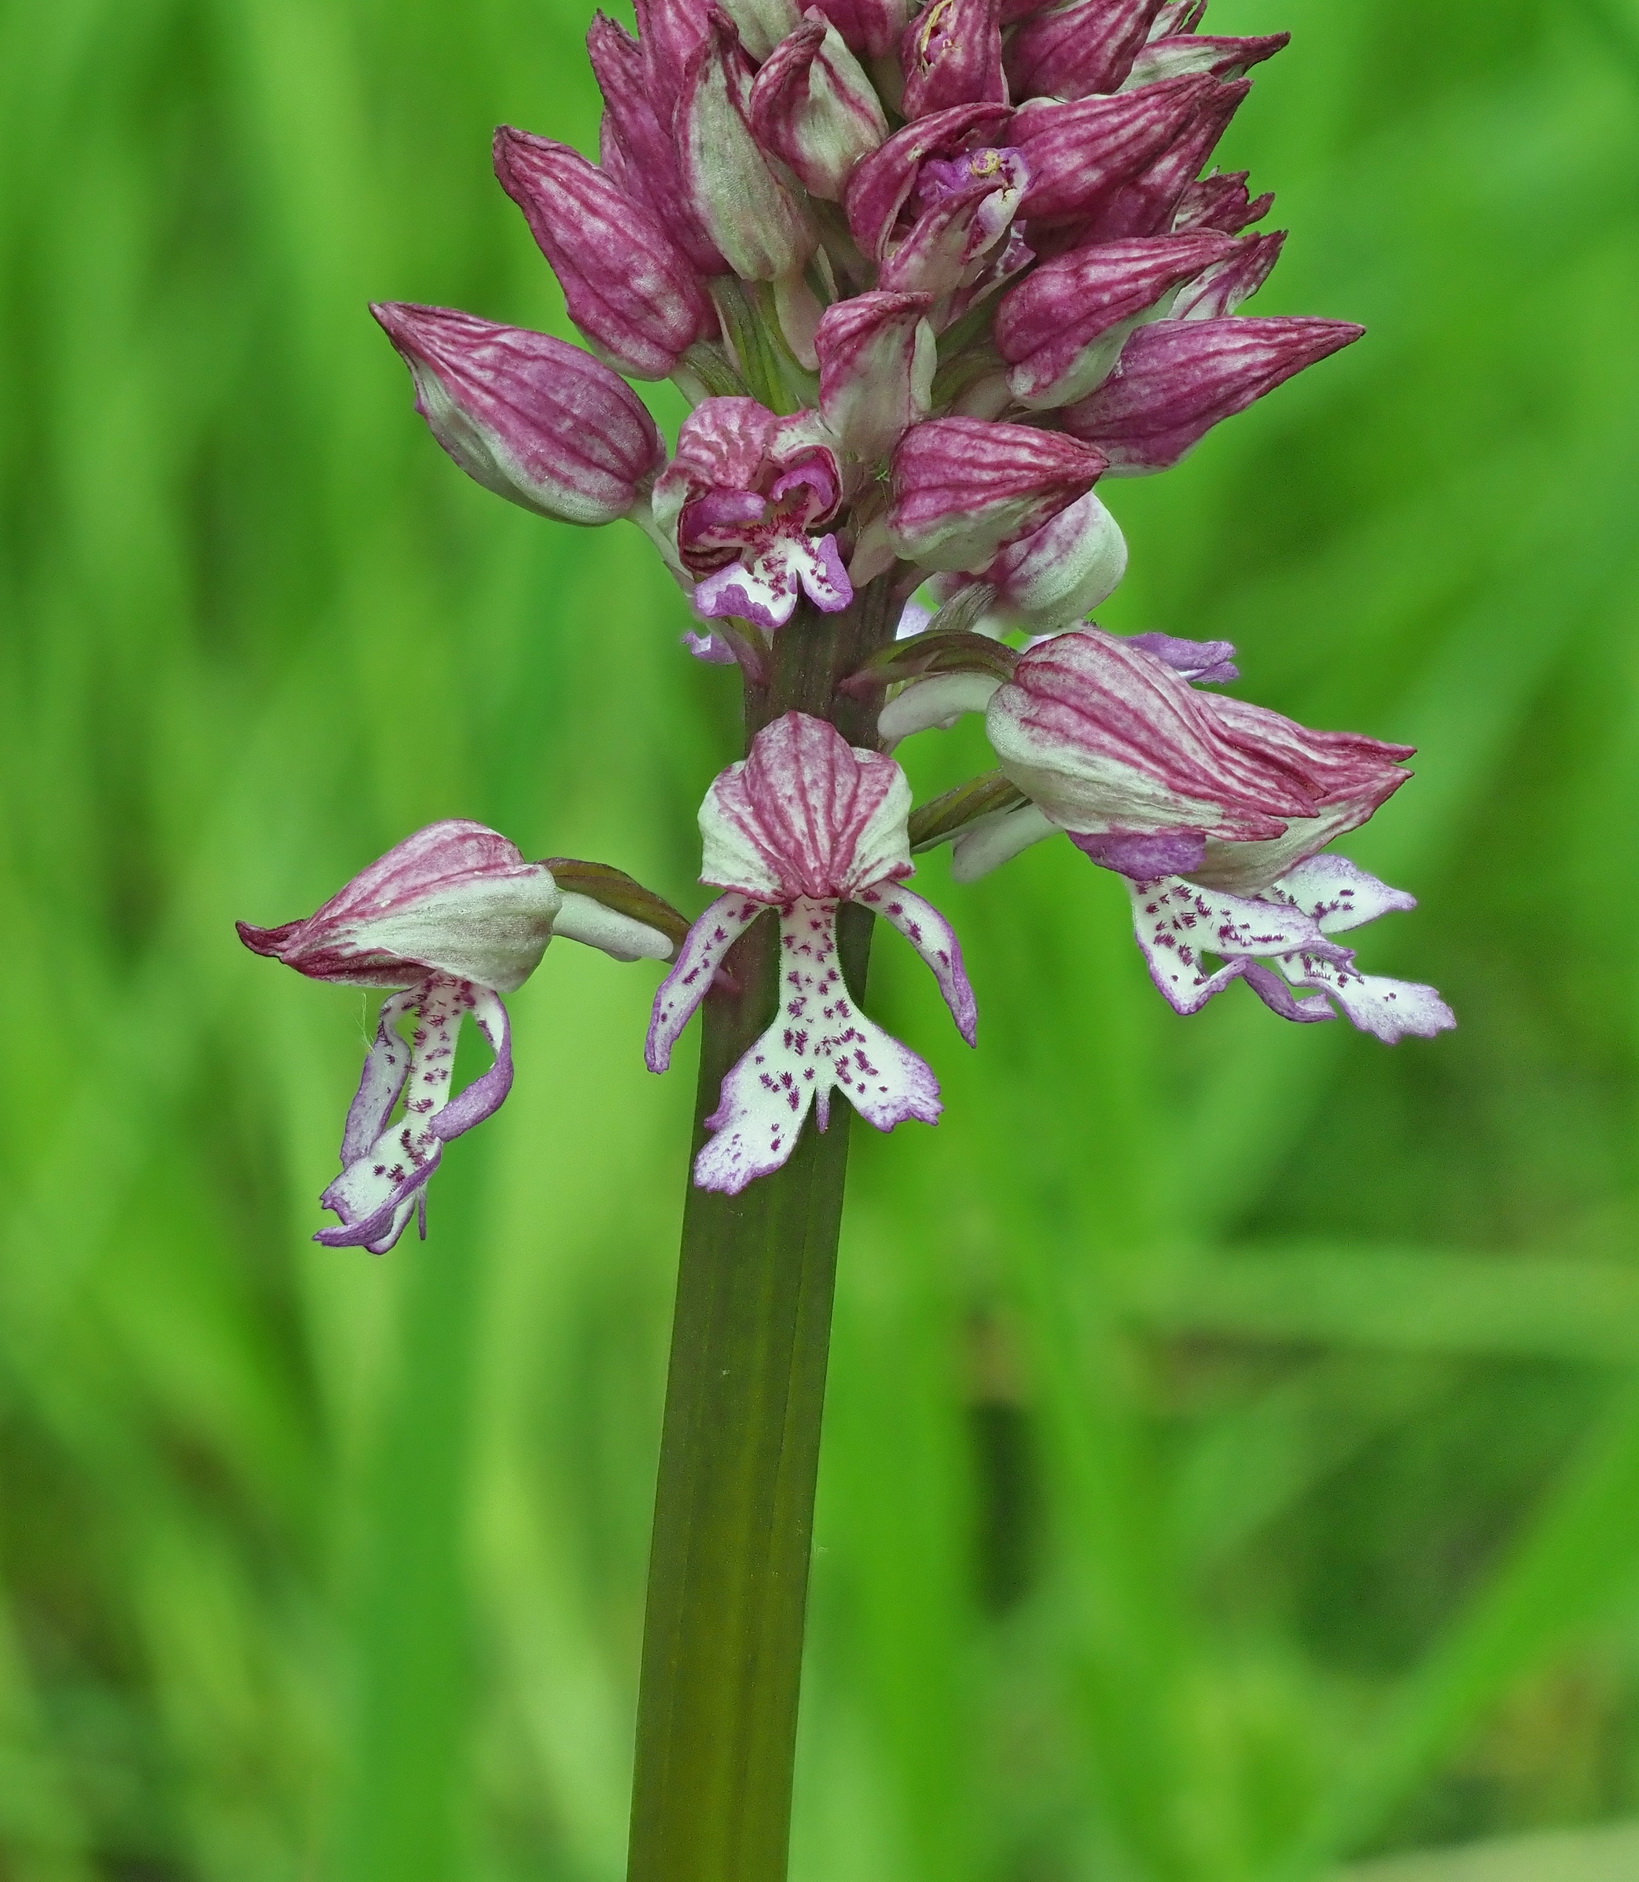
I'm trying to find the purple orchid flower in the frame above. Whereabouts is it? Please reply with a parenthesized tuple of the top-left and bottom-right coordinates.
(653, 397, 852, 630)
(844, 105, 1029, 306)
(881, 630, 1453, 1041)
(646, 713, 977, 1194)
(238, 822, 674, 1252)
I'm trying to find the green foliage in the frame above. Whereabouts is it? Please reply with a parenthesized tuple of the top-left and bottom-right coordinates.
(1, 0, 1637, 1876)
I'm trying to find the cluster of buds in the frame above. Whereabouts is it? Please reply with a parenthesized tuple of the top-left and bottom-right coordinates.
(241, 0, 1452, 1244)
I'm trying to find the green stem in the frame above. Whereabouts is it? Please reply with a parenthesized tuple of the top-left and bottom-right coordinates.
(626, 583, 900, 1882)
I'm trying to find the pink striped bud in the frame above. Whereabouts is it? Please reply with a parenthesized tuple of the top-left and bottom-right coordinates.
(1074, 77, 1248, 241)
(1173, 169, 1274, 235)
(719, 0, 803, 58)
(982, 490, 1128, 627)
(1060, 316, 1364, 472)
(371, 304, 664, 526)
(817, 290, 936, 459)
(1005, 0, 1168, 102)
(1010, 75, 1215, 226)
(635, 0, 709, 115)
(588, 13, 727, 275)
(1124, 31, 1289, 88)
(1172, 230, 1285, 319)
(492, 130, 713, 379)
(1150, 0, 1207, 33)
(888, 418, 1108, 570)
(679, 10, 818, 281)
(900, 0, 1006, 121)
(750, 11, 888, 200)
(805, 0, 918, 57)
(994, 230, 1237, 407)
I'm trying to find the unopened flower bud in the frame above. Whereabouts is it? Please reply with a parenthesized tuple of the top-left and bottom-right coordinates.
(679, 9, 818, 281)
(371, 303, 664, 525)
(1078, 78, 1249, 241)
(807, 0, 918, 56)
(635, 0, 711, 115)
(750, 11, 889, 200)
(1010, 76, 1216, 226)
(492, 130, 714, 379)
(816, 290, 936, 459)
(1005, 0, 1168, 102)
(719, 0, 803, 57)
(900, 0, 1006, 121)
(982, 490, 1129, 628)
(1124, 31, 1289, 88)
(888, 418, 1108, 570)
(1173, 169, 1274, 235)
(588, 12, 727, 275)
(1060, 315, 1364, 472)
(1172, 230, 1285, 320)
(995, 230, 1237, 407)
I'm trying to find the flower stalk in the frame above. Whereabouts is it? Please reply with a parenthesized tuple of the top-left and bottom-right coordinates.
(630, 579, 899, 1882)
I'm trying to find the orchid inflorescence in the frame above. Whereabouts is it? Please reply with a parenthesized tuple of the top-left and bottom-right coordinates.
(240, 0, 1453, 1248)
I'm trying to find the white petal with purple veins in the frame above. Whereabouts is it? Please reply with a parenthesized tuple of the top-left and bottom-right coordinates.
(344, 871, 561, 993)
(646, 892, 766, 1072)
(858, 883, 978, 1044)
(319, 976, 469, 1253)
(693, 897, 942, 1194)
(1126, 876, 1342, 1016)
(1275, 853, 1419, 935)
(1277, 953, 1457, 1043)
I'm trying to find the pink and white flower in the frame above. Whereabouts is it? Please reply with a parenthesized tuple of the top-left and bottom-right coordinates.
(646, 713, 977, 1194)
(884, 629, 1453, 1042)
(653, 397, 853, 630)
(239, 821, 674, 1252)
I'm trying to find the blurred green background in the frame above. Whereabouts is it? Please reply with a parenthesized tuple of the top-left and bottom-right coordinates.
(4, 0, 1639, 1877)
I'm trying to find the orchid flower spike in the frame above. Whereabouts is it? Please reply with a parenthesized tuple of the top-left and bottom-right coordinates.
(239, 821, 678, 1253)
(647, 713, 977, 1194)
